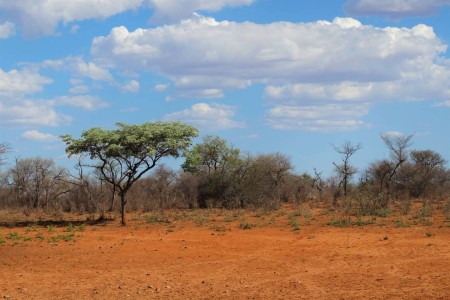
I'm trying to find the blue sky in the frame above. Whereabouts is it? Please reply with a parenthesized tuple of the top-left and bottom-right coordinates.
(1, 0, 449, 176)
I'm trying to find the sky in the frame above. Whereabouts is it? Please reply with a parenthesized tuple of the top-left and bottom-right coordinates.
(0, 0, 449, 176)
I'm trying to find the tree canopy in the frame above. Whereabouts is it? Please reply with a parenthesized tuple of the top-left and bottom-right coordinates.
(61, 121, 198, 225)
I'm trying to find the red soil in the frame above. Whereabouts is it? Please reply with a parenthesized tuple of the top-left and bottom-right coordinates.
(1, 209, 449, 299)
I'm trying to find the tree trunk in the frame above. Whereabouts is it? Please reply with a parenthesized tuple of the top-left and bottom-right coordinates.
(120, 192, 126, 226)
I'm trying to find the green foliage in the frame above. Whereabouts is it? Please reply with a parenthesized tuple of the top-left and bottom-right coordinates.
(239, 219, 255, 230)
(146, 212, 169, 224)
(6, 232, 24, 241)
(61, 121, 198, 226)
(182, 135, 240, 174)
(47, 225, 56, 233)
(393, 218, 411, 228)
(327, 216, 352, 227)
(288, 214, 300, 231)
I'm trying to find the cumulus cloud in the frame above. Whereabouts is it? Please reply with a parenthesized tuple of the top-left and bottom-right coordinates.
(50, 95, 110, 111)
(0, 0, 143, 38)
(0, 21, 15, 39)
(91, 15, 450, 131)
(267, 104, 371, 132)
(344, 0, 450, 18)
(0, 0, 254, 38)
(0, 68, 52, 98)
(42, 56, 114, 82)
(0, 68, 66, 126)
(21, 130, 58, 142)
(0, 67, 107, 126)
(163, 103, 244, 130)
(0, 99, 72, 127)
(148, 0, 255, 23)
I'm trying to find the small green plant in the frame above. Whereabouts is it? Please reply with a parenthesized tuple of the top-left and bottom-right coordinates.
(47, 225, 56, 233)
(327, 216, 352, 227)
(6, 232, 24, 241)
(354, 217, 375, 227)
(210, 225, 227, 232)
(76, 224, 86, 232)
(288, 214, 300, 231)
(64, 223, 75, 232)
(374, 208, 391, 218)
(425, 232, 435, 237)
(192, 215, 208, 227)
(239, 220, 255, 230)
(416, 204, 433, 218)
(0, 237, 5, 244)
(35, 232, 45, 240)
(146, 212, 169, 224)
(49, 233, 74, 243)
(393, 219, 410, 228)
(25, 224, 38, 233)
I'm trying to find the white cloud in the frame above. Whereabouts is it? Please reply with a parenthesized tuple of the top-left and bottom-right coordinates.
(0, 0, 143, 37)
(120, 80, 140, 93)
(0, 100, 72, 127)
(267, 104, 371, 132)
(0, 68, 52, 98)
(149, 0, 255, 22)
(0, 67, 108, 127)
(50, 95, 110, 111)
(434, 100, 450, 107)
(42, 57, 113, 82)
(91, 15, 450, 131)
(163, 103, 244, 130)
(21, 130, 58, 142)
(69, 85, 90, 94)
(0, 68, 66, 126)
(0, 21, 15, 39)
(70, 24, 80, 34)
(344, 0, 450, 17)
(155, 83, 169, 92)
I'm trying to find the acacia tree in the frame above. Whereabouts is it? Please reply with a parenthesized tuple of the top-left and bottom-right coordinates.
(61, 122, 198, 226)
(332, 141, 362, 199)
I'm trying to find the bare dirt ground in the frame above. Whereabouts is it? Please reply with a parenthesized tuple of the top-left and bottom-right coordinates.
(1, 205, 449, 299)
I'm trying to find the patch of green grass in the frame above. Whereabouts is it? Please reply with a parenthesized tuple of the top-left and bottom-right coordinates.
(64, 223, 75, 232)
(210, 225, 227, 232)
(393, 218, 411, 228)
(25, 224, 38, 233)
(48, 232, 75, 243)
(47, 225, 56, 233)
(239, 220, 255, 230)
(0, 237, 5, 244)
(354, 217, 376, 227)
(327, 216, 352, 227)
(6, 232, 24, 241)
(192, 215, 208, 227)
(146, 212, 169, 224)
(288, 214, 300, 231)
(416, 205, 433, 218)
(76, 224, 85, 232)
(35, 232, 45, 241)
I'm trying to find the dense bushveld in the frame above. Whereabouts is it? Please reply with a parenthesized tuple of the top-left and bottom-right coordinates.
(0, 133, 449, 222)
